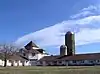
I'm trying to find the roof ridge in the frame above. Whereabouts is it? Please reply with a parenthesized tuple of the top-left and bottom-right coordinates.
(25, 41, 39, 48)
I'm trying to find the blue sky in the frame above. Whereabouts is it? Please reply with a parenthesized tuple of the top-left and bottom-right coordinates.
(0, 0, 100, 55)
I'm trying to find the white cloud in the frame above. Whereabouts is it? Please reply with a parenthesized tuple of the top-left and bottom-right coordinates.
(70, 11, 94, 19)
(82, 5, 97, 11)
(15, 15, 100, 48)
(15, 5, 100, 50)
(70, 5, 100, 19)
(75, 28, 100, 45)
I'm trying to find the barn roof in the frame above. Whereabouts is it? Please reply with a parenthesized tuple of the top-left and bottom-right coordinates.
(8, 54, 28, 61)
(61, 53, 100, 60)
(25, 41, 39, 48)
(39, 53, 100, 62)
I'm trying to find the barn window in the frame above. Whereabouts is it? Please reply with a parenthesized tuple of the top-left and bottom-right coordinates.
(9, 60, 12, 62)
(97, 60, 100, 62)
(32, 53, 35, 56)
(15, 60, 18, 63)
(39, 61, 42, 64)
(78, 60, 84, 63)
(26, 60, 28, 63)
(89, 60, 94, 63)
(58, 61, 62, 63)
(73, 60, 76, 63)
(53, 61, 57, 63)
(23, 53, 26, 56)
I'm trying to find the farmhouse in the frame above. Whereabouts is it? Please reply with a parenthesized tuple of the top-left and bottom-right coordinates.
(18, 41, 49, 66)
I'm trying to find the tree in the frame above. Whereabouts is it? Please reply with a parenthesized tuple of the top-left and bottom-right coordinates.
(0, 44, 18, 67)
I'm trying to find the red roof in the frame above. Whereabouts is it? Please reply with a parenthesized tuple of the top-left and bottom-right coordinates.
(39, 53, 100, 62)
(61, 53, 100, 60)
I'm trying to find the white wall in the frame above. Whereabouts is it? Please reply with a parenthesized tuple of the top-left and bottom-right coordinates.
(18, 60, 23, 66)
(37, 54, 46, 60)
(28, 53, 38, 60)
(28, 53, 48, 60)
(24, 61, 31, 66)
(0, 59, 3, 66)
(7, 60, 12, 66)
(0, 59, 31, 67)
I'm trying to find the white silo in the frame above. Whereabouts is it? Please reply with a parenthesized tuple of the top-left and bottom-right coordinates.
(60, 45, 67, 56)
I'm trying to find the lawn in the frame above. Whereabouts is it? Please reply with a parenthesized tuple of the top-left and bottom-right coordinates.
(0, 66, 100, 74)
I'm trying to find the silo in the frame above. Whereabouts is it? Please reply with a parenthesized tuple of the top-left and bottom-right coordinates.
(60, 45, 67, 56)
(65, 31, 75, 56)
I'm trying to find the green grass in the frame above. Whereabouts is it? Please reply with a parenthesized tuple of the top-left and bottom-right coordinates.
(0, 66, 100, 74)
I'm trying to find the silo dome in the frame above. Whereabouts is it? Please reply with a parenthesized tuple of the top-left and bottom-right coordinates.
(60, 45, 67, 56)
(66, 31, 74, 35)
(60, 45, 67, 49)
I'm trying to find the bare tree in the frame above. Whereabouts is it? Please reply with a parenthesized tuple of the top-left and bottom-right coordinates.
(0, 44, 19, 67)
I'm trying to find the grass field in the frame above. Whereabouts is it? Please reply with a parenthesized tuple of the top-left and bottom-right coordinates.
(0, 66, 100, 74)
